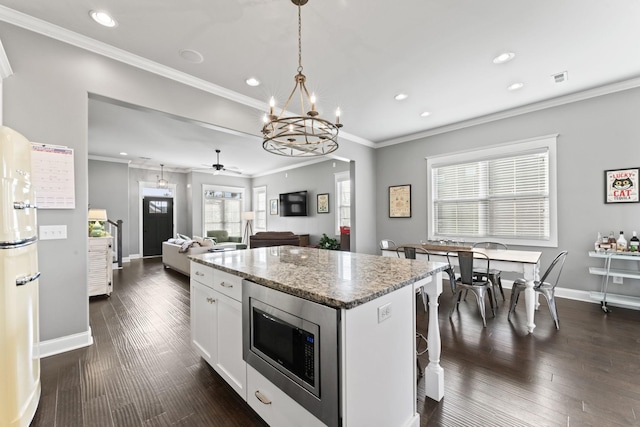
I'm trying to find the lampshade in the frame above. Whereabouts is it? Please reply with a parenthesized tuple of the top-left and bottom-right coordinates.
(242, 211, 255, 221)
(88, 208, 108, 221)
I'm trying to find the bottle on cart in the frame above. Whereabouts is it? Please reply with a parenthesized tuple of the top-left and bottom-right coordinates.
(608, 231, 617, 251)
(595, 232, 602, 252)
(617, 231, 627, 252)
(630, 231, 640, 252)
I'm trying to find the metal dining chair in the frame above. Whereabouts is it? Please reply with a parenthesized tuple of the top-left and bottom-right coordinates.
(449, 250, 495, 327)
(472, 241, 508, 306)
(508, 251, 568, 330)
(396, 246, 430, 312)
(379, 239, 397, 250)
(395, 245, 429, 379)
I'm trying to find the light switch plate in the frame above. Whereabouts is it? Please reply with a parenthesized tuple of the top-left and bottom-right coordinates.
(39, 225, 67, 240)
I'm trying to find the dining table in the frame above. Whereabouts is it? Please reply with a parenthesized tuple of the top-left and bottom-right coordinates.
(383, 242, 543, 333)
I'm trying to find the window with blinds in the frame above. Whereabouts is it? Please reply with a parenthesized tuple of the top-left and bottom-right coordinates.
(335, 171, 351, 235)
(427, 135, 557, 246)
(253, 186, 267, 232)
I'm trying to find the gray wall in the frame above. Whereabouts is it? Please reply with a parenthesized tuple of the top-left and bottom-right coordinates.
(88, 160, 130, 255)
(252, 159, 350, 245)
(376, 86, 640, 297)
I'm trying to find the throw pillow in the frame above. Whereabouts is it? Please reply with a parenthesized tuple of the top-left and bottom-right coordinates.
(177, 233, 190, 241)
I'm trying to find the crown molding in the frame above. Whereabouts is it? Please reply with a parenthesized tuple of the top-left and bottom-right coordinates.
(377, 76, 640, 148)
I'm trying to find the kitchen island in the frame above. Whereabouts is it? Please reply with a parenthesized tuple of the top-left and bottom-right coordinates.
(189, 246, 447, 427)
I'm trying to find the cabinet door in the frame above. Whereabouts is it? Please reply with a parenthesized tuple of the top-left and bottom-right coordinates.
(215, 292, 246, 399)
(190, 280, 217, 365)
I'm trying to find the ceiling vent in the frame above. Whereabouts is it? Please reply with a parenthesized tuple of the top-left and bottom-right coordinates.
(552, 71, 568, 84)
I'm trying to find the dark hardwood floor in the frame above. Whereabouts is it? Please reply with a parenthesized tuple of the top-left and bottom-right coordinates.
(32, 258, 640, 427)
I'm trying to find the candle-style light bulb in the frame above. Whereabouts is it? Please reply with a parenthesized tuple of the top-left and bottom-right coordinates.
(262, 114, 269, 124)
(335, 108, 341, 125)
(269, 97, 275, 115)
(310, 93, 316, 111)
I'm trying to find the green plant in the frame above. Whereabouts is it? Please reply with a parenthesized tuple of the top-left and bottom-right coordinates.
(318, 233, 340, 250)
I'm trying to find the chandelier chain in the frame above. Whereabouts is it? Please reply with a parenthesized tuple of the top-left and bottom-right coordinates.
(297, 2, 303, 73)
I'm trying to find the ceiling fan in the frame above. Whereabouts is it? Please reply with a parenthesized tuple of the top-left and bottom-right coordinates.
(204, 149, 242, 175)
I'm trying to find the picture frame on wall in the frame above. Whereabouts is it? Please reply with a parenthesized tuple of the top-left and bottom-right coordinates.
(317, 193, 329, 214)
(389, 184, 411, 218)
(605, 167, 639, 203)
(269, 199, 278, 215)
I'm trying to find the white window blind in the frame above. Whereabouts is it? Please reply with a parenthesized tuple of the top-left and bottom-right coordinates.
(253, 186, 267, 232)
(335, 171, 351, 235)
(429, 135, 557, 246)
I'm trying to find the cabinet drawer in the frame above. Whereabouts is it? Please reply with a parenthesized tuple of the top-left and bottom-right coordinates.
(246, 365, 326, 427)
(191, 262, 214, 287)
(213, 269, 242, 301)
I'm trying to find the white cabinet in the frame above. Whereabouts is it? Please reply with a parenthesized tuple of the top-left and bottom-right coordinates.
(88, 236, 113, 296)
(588, 251, 640, 311)
(190, 261, 246, 399)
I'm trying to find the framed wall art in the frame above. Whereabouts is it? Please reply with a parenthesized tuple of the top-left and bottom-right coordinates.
(389, 184, 411, 218)
(605, 167, 639, 203)
(317, 193, 329, 213)
(269, 199, 278, 215)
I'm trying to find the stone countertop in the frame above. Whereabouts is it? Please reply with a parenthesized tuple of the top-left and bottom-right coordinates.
(189, 246, 448, 309)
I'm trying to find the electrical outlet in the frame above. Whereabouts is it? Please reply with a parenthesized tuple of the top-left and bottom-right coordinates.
(612, 276, 623, 284)
(378, 302, 392, 323)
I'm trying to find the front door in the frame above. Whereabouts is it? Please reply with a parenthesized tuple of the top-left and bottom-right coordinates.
(142, 197, 174, 257)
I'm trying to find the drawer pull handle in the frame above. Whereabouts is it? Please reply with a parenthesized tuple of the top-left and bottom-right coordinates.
(195, 271, 204, 276)
(254, 390, 272, 405)
(16, 272, 41, 286)
(14, 201, 38, 210)
(220, 281, 233, 288)
(206, 297, 216, 304)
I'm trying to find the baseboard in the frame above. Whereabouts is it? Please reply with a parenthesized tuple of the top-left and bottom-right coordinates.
(499, 279, 639, 310)
(39, 327, 93, 358)
(129, 253, 141, 259)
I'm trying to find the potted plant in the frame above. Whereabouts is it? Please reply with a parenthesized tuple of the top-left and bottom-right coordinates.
(318, 233, 340, 250)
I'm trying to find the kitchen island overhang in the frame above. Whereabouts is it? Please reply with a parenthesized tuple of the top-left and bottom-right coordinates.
(190, 246, 446, 427)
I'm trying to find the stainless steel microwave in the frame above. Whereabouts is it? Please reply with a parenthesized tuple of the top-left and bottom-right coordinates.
(242, 280, 340, 427)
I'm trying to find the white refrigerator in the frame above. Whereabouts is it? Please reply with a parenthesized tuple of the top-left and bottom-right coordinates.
(0, 126, 41, 427)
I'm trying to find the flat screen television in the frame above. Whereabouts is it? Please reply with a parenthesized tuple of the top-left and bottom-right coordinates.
(279, 191, 308, 217)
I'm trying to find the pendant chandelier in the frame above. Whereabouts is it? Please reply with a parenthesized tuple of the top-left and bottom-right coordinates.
(157, 164, 168, 188)
(262, 0, 342, 157)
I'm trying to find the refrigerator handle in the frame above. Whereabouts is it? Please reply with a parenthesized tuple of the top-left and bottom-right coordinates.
(13, 202, 38, 210)
(16, 272, 41, 286)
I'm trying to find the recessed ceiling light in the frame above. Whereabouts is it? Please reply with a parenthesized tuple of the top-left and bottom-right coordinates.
(394, 93, 408, 101)
(420, 111, 431, 117)
(119, 152, 128, 156)
(89, 10, 117, 28)
(245, 77, 260, 87)
(493, 52, 515, 64)
(179, 49, 204, 64)
(507, 82, 524, 91)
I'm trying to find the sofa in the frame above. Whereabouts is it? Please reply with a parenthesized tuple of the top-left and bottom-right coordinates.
(249, 231, 300, 248)
(162, 240, 210, 276)
(206, 230, 242, 244)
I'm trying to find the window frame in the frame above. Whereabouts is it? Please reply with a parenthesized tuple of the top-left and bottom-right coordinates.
(202, 184, 246, 238)
(334, 171, 351, 235)
(253, 185, 267, 232)
(426, 134, 558, 247)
